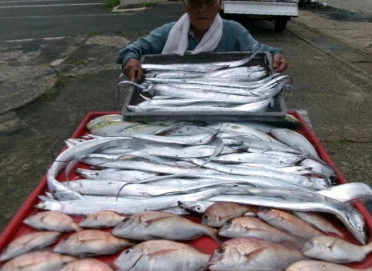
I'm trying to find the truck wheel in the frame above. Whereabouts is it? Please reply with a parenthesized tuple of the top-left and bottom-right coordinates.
(274, 17, 288, 32)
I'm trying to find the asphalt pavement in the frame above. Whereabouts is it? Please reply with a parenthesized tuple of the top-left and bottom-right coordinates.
(0, 2, 372, 231)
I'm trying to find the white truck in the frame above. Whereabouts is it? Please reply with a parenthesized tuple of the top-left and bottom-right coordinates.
(220, 0, 299, 32)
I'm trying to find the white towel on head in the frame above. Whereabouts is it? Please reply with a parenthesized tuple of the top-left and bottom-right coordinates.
(162, 13, 223, 55)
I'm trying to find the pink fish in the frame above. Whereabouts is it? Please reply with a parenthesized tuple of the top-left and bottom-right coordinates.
(53, 229, 134, 257)
(0, 251, 76, 271)
(257, 208, 325, 239)
(218, 216, 302, 245)
(23, 211, 81, 232)
(0, 231, 61, 261)
(208, 237, 305, 271)
(114, 240, 210, 271)
(79, 210, 126, 228)
(302, 235, 372, 263)
(286, 260, 372, 271)
(202, 201, 256, 227)
(112, 211, 219, 242)
(60, 258, 113, 271)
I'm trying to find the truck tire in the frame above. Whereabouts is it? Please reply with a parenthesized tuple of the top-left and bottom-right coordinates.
(274, 17, 288, 32)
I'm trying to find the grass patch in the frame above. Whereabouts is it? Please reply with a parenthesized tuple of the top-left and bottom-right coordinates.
(144, 2, 158, 7)
(102, 0, 120, 9)
(71, 60, 89, 66)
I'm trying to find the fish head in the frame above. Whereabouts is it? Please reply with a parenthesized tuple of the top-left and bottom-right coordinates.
(114, 247, 143, 270)
(208, 246, 238, 271)
(208, 242, 252, 271)
(112, 216, 137, 237)
(189, 204, 208, 214)
(218, 218, 244, 236)
(345, 211, 367, 245)
(301, 237, 328, 258)
(310, 177, 332, 190)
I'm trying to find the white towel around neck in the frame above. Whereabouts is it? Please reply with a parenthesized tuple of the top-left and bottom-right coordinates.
(162, 13, 223, 55)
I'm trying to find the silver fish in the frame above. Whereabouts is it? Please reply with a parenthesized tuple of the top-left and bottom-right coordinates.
(112, 211, 219, 242)
(23, 211, 81, 232)
(122, 131, 217, 145)
(36, 187, 227, 215)
(318, 182, 372, 202)
(270, 128, 320, 159)
(0, 231, 61, 262)
(208, 237, 305, 271)
(114, 240, 210, 271)
(47, 137, 132, 200)
(211, 152, 306, 168)
(0, 251, 76, 271)
(53, 229, 134, 257)
(89, 120, 138, 136)
(302, 236, 372, 263)
(145, 74, 288, 91)
(128, 100, 273, 113)
(299, 157, 336, 179)
(178, 200, 214, 214)
(86, 114, 123, 130)
(141, 62, 230, 72)
(190, 158, 330, 190)
(74, 168, 157, 183)
(146, 70, 206, 79)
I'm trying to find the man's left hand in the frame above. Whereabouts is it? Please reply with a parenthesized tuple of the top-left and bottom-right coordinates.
(272, 53, 288, 73)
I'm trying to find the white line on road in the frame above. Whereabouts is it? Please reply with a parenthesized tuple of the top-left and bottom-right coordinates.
(0, 3, 102, 8)
(4, 36, 67, 43)
(0, 0, 101, 3)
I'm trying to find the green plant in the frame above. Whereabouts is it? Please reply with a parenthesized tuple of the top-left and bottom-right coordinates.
(102, 0, 120, 9)
(144, 2, 158, 7)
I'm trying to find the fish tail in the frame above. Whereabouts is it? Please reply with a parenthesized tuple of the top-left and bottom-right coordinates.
(207, 228, 223, 244)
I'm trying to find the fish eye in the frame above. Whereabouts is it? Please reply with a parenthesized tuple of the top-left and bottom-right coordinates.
(195, 206, 203, 212)
(216, 248, 225, 254)
(122, 217, 129, 222)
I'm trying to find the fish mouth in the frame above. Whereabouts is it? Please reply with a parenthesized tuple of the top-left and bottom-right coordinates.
(116, 249, 143, 270)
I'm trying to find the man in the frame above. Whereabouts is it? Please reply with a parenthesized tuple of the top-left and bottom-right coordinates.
(118, 0, 288, 81)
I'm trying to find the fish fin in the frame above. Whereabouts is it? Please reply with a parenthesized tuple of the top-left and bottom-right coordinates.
(148, 248, 179, 257)
(244, 247, 267, 261)
(154, 122, 193, 136)
(198, 139, 225, 168)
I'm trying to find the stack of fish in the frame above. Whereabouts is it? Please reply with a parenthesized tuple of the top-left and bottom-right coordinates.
(37, 115, 370, 244)
(1, 114, 371, 271)
(119, 55, 289, 113)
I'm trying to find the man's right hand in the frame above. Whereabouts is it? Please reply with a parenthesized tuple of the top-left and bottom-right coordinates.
(123, 58, 144, 82)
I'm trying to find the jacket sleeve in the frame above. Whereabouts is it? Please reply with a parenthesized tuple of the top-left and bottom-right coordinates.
(117, 22, 175, 67)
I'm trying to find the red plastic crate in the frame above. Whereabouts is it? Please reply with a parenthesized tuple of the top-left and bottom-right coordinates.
(0, 111, 371, 269)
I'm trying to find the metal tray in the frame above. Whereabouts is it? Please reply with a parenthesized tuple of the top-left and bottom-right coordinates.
(121, 51, 288, 122)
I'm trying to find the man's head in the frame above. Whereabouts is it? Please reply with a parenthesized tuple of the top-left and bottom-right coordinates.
(184, 0, 221, 36)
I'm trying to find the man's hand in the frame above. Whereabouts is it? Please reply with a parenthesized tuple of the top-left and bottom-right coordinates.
(272, 53, 288, 73)
(123, 58, 144, 82)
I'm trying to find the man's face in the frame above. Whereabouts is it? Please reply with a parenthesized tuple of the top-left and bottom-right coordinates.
(184, 0, 221, 34)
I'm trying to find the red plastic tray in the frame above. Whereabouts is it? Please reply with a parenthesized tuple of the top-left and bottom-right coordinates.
(1, 111, 371, 269)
